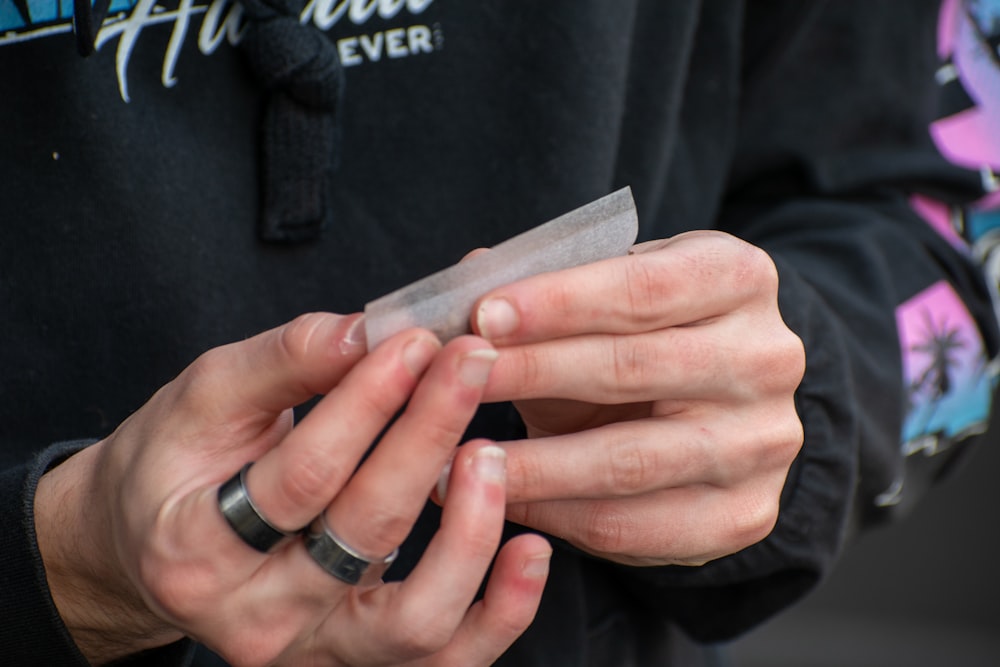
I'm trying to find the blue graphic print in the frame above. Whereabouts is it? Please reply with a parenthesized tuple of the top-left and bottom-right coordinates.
(0, 0, 137, 32)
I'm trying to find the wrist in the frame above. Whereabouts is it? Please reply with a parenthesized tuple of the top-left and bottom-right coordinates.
(34, 443, 182, 665)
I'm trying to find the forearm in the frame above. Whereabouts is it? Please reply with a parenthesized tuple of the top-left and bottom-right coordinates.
(0, 439, 190, 666)
(35, 442, 185, 665)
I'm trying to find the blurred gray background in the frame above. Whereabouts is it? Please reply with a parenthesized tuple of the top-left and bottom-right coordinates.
(727, 432, 1000, 667)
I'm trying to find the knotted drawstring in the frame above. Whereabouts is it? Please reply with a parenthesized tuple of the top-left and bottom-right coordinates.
(71, 0, 344, 243)
(238, 0, 344, 243)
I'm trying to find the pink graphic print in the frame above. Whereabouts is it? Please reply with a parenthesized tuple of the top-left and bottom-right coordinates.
(896, 281, 992, 454)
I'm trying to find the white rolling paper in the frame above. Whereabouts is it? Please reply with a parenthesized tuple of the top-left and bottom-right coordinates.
(364, 187, 639, 348)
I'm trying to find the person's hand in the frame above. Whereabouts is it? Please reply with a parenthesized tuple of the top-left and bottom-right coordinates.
(471, 231, 805, 567)
(34, 313, 550, 666)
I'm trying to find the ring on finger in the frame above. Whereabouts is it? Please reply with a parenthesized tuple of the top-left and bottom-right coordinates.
(218, 463, 296, 553)
(304, 513, 399, 586)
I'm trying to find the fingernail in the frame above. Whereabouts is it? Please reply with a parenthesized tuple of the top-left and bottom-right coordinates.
(339, 316, 367, 355)
(436, 459, 453, 502)
(458, 348, 498, 387)
(477, 298, 519, 340)
(403, 336, 440, 376)
(472, 444, 506, 483)
(523, 551, 552, 579)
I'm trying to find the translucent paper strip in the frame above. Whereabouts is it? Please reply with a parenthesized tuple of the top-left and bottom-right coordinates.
(364, 187, 638, 348)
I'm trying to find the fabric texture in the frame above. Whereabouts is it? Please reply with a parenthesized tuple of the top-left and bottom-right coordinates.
(239, 0, 344, 242)
(0, 0, 995, 664)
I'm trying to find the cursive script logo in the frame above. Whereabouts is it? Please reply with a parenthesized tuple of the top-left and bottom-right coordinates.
(301, 0, 434, 29)
(1, 0, 438, 102)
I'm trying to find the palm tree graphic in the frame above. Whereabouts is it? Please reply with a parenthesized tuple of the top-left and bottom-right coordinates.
(906, 307, 967, 453)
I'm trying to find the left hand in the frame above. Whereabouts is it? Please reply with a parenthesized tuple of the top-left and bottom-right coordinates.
(36, 317, 549, 667)
(471, 230, 806, 567)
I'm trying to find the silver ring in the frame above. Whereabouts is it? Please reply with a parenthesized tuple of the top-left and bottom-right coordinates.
(304, 513, 398, 586)
(218, 463, 295, 553)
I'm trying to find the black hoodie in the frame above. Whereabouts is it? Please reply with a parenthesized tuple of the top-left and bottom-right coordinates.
(1, 1, 997, 665)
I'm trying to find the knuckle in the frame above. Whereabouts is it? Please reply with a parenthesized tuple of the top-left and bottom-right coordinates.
(712, 408, 801, 486)
(180, 347, 229, 398)
(782, 328, 807, 383)
(504, 448, 546, 499)
(606, 436, 657, 495)
(778, 412, 805, 462)
(763, 325, 805, 383)
(347, 353, 421, 423)
(606, 335, 666, 399)
(279, 449, 347, 509)
(548, 281, 578, 318)
(770, 408, 805, 457)
(483, 594, 534, 639)
(735, 241, 779, 298)
(354, 383, 405, 426)
(578, 504, 632, 555)
(621, 256, 669, 323)
(276, 312, 326, 365)
(622, 260, 655, 318)
(735, 323, 805, 398)
(454, 526, 500, 563)
(411, 412, 467, 451)
(357, 504, 415, 556)
(508, 346, 550, 396)
(727, 489, 780, 550)
(758, 404, 805, 469)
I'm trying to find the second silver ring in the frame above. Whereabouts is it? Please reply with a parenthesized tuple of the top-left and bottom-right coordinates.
(303, 513, 398, 586)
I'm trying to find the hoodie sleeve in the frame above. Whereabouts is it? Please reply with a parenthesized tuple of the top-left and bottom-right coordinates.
(0, 442, 194, 666)
(613, 0, 1000, 642)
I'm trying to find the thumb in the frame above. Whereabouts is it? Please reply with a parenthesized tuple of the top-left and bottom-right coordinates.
(181, 312, 367, 418)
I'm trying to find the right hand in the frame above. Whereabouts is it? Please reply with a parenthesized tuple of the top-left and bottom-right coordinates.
(34, 313, 550, 666)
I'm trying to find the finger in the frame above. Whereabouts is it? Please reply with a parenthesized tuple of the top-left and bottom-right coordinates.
(471, 232, 778, 344)
(484, 296, 804, 405)
(323, 336, 499, 560)
(318, 441, 514, 665)
(500, 407, 802, 503)
(486, 329, 701, 404)
(412, 533, 551, 667)
(215, 336, 474, 658)
(505, 479, 783, 566)
(247, 328, 442, 532)
(181, 312, 367, 418)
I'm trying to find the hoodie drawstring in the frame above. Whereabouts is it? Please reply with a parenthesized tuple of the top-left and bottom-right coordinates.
(72, 0, 344, 244)
(238, 0, 344, 243)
